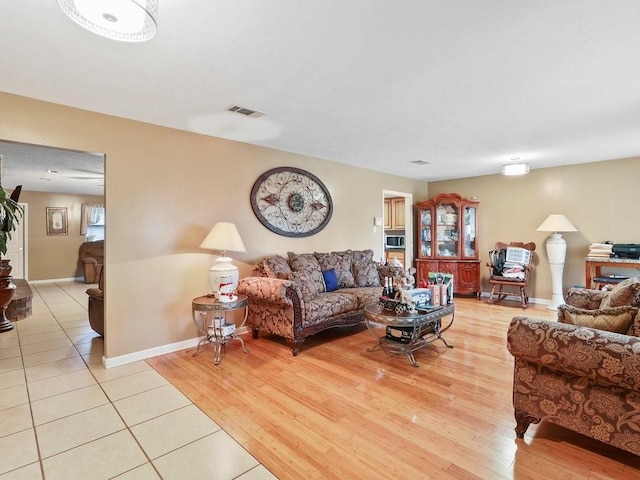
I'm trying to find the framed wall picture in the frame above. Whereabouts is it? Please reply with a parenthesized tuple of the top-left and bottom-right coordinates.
(46, 207, 68, 236)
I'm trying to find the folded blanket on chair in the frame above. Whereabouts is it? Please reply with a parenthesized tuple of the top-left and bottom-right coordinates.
(501, 262, 525, 280)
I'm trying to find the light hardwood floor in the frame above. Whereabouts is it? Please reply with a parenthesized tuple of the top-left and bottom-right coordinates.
(147, 298, 640, 479)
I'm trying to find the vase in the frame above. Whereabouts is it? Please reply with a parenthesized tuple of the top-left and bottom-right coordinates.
(0, 276, 16, 332)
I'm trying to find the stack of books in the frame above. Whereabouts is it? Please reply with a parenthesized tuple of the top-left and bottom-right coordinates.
(588, 243, 613, 257)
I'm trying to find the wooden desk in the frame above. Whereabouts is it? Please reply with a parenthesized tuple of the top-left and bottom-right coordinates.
(585, 257, 640, 289)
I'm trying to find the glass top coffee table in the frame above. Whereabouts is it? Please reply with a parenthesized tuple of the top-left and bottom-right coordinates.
(363, 302, 455, 367)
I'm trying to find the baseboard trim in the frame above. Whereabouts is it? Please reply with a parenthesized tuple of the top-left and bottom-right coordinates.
(102, 326, 251, 368)
(29, 277, 84, 284)
(478, 291, 549, 306)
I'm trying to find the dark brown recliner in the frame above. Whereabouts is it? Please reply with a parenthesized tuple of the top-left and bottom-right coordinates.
(79, 240, 104, 283)
(86, 267, 104, 336)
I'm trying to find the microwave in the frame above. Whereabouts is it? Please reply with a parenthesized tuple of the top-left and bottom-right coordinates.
(385, 235, 405, 249)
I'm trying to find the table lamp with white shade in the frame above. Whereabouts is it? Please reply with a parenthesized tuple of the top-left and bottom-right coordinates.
(536, 214, 578, 310)
(199, 222, 246, 302)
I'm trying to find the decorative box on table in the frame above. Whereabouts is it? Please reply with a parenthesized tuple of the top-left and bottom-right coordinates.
(401, 288, 432, 307)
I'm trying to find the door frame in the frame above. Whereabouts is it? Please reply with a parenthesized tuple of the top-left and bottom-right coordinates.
(6, 202, 28, 280)
(382, 190, 413, 271)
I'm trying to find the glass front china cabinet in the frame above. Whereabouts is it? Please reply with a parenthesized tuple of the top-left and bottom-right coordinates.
(416, 193, 480, 296)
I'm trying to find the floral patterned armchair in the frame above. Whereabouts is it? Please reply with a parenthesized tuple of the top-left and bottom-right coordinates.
(506, 279, 640, 455)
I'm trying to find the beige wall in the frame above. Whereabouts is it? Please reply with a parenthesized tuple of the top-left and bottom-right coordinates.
(1, 92, 428, 359)
(428, 157, 640, 300)
(17, 190, 104, 280)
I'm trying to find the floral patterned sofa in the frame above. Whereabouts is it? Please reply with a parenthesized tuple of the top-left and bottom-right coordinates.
(506, 277, 640, 456)
(237, 250, 401, 355)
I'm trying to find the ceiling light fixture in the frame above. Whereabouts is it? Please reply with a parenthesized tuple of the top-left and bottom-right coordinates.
(57, 0, 159, 42)
(501, 160, 530, 176)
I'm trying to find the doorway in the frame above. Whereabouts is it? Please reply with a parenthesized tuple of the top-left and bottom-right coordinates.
(382, 190, 413, 271)
(0, 140, 105, 281)
(6, 202, 27, 279)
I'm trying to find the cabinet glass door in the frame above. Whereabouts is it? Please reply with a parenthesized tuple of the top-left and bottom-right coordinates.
(419, 208, 432, 257)
(436, 203, 459, 257)
(462, 206, 477, 258)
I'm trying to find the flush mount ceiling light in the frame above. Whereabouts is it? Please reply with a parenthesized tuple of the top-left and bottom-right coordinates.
(57, 0, 159, 42)
(501, 161, 530, 176)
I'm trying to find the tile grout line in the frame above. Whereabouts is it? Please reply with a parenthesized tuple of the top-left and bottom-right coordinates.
(7, 281, 268, 479)
(45, 282, 230, 478)
(46, 282, 164, 478)
(17, 282, 162, 478)
(144, 341, 269, 479)
(14, 284, 49, 480)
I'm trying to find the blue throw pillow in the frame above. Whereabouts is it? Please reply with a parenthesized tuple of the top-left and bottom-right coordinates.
(322, 268, 339, 292)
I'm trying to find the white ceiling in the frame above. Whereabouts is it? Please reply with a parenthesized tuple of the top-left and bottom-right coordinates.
(2, 1, 640, 195)
(0, 140, 104, 196)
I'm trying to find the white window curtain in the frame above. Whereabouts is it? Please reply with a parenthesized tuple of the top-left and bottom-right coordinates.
(80, 203, 105, 235)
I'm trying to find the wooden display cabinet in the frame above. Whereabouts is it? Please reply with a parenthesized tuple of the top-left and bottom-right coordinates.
(415, 193, 480, 296)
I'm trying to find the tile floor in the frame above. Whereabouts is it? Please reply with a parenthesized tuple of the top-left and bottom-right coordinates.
(0, 281, 276, 480)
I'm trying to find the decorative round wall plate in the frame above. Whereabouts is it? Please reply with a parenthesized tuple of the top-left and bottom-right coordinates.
(250, 167, 333, 237)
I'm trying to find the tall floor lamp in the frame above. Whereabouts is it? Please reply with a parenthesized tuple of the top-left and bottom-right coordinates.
(536, 214, 578, 310)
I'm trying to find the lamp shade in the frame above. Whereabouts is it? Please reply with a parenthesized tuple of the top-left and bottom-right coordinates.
(536, 214, 577, 233)
(200, 222, 246, 301)
(57, 0, 159, 42)
(199, 222, 246, 253)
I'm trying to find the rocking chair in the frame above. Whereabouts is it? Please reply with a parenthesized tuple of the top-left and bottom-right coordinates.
(487, 242, 536, 308)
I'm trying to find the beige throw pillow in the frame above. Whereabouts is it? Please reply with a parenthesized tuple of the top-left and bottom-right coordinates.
(558, 304, 638, 333)
(627, 314, 640, 337)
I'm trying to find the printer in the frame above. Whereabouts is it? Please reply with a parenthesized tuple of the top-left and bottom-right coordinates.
(612, 244, 640, 260)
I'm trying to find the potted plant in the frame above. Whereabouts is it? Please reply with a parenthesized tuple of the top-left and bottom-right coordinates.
(0, 185, 22, 332)
(0, 186, 22, 268)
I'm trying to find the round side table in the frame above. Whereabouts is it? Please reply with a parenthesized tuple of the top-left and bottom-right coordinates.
(191, 294, 249, 365)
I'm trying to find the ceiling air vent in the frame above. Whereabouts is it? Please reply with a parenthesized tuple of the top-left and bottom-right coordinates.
(226, 104, 265, 118)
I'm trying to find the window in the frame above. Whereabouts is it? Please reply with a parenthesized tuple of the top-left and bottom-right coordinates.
(80, 203, 105, 242)
(85, 224, 104, 242)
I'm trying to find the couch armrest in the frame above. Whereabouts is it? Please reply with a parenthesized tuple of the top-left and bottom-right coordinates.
(507, 316, 640, 391)
(238, 277, 302, 307)
(82, 257, 98, 266)
(86, 287, 103, 300)
(238, 276, 306, 345)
